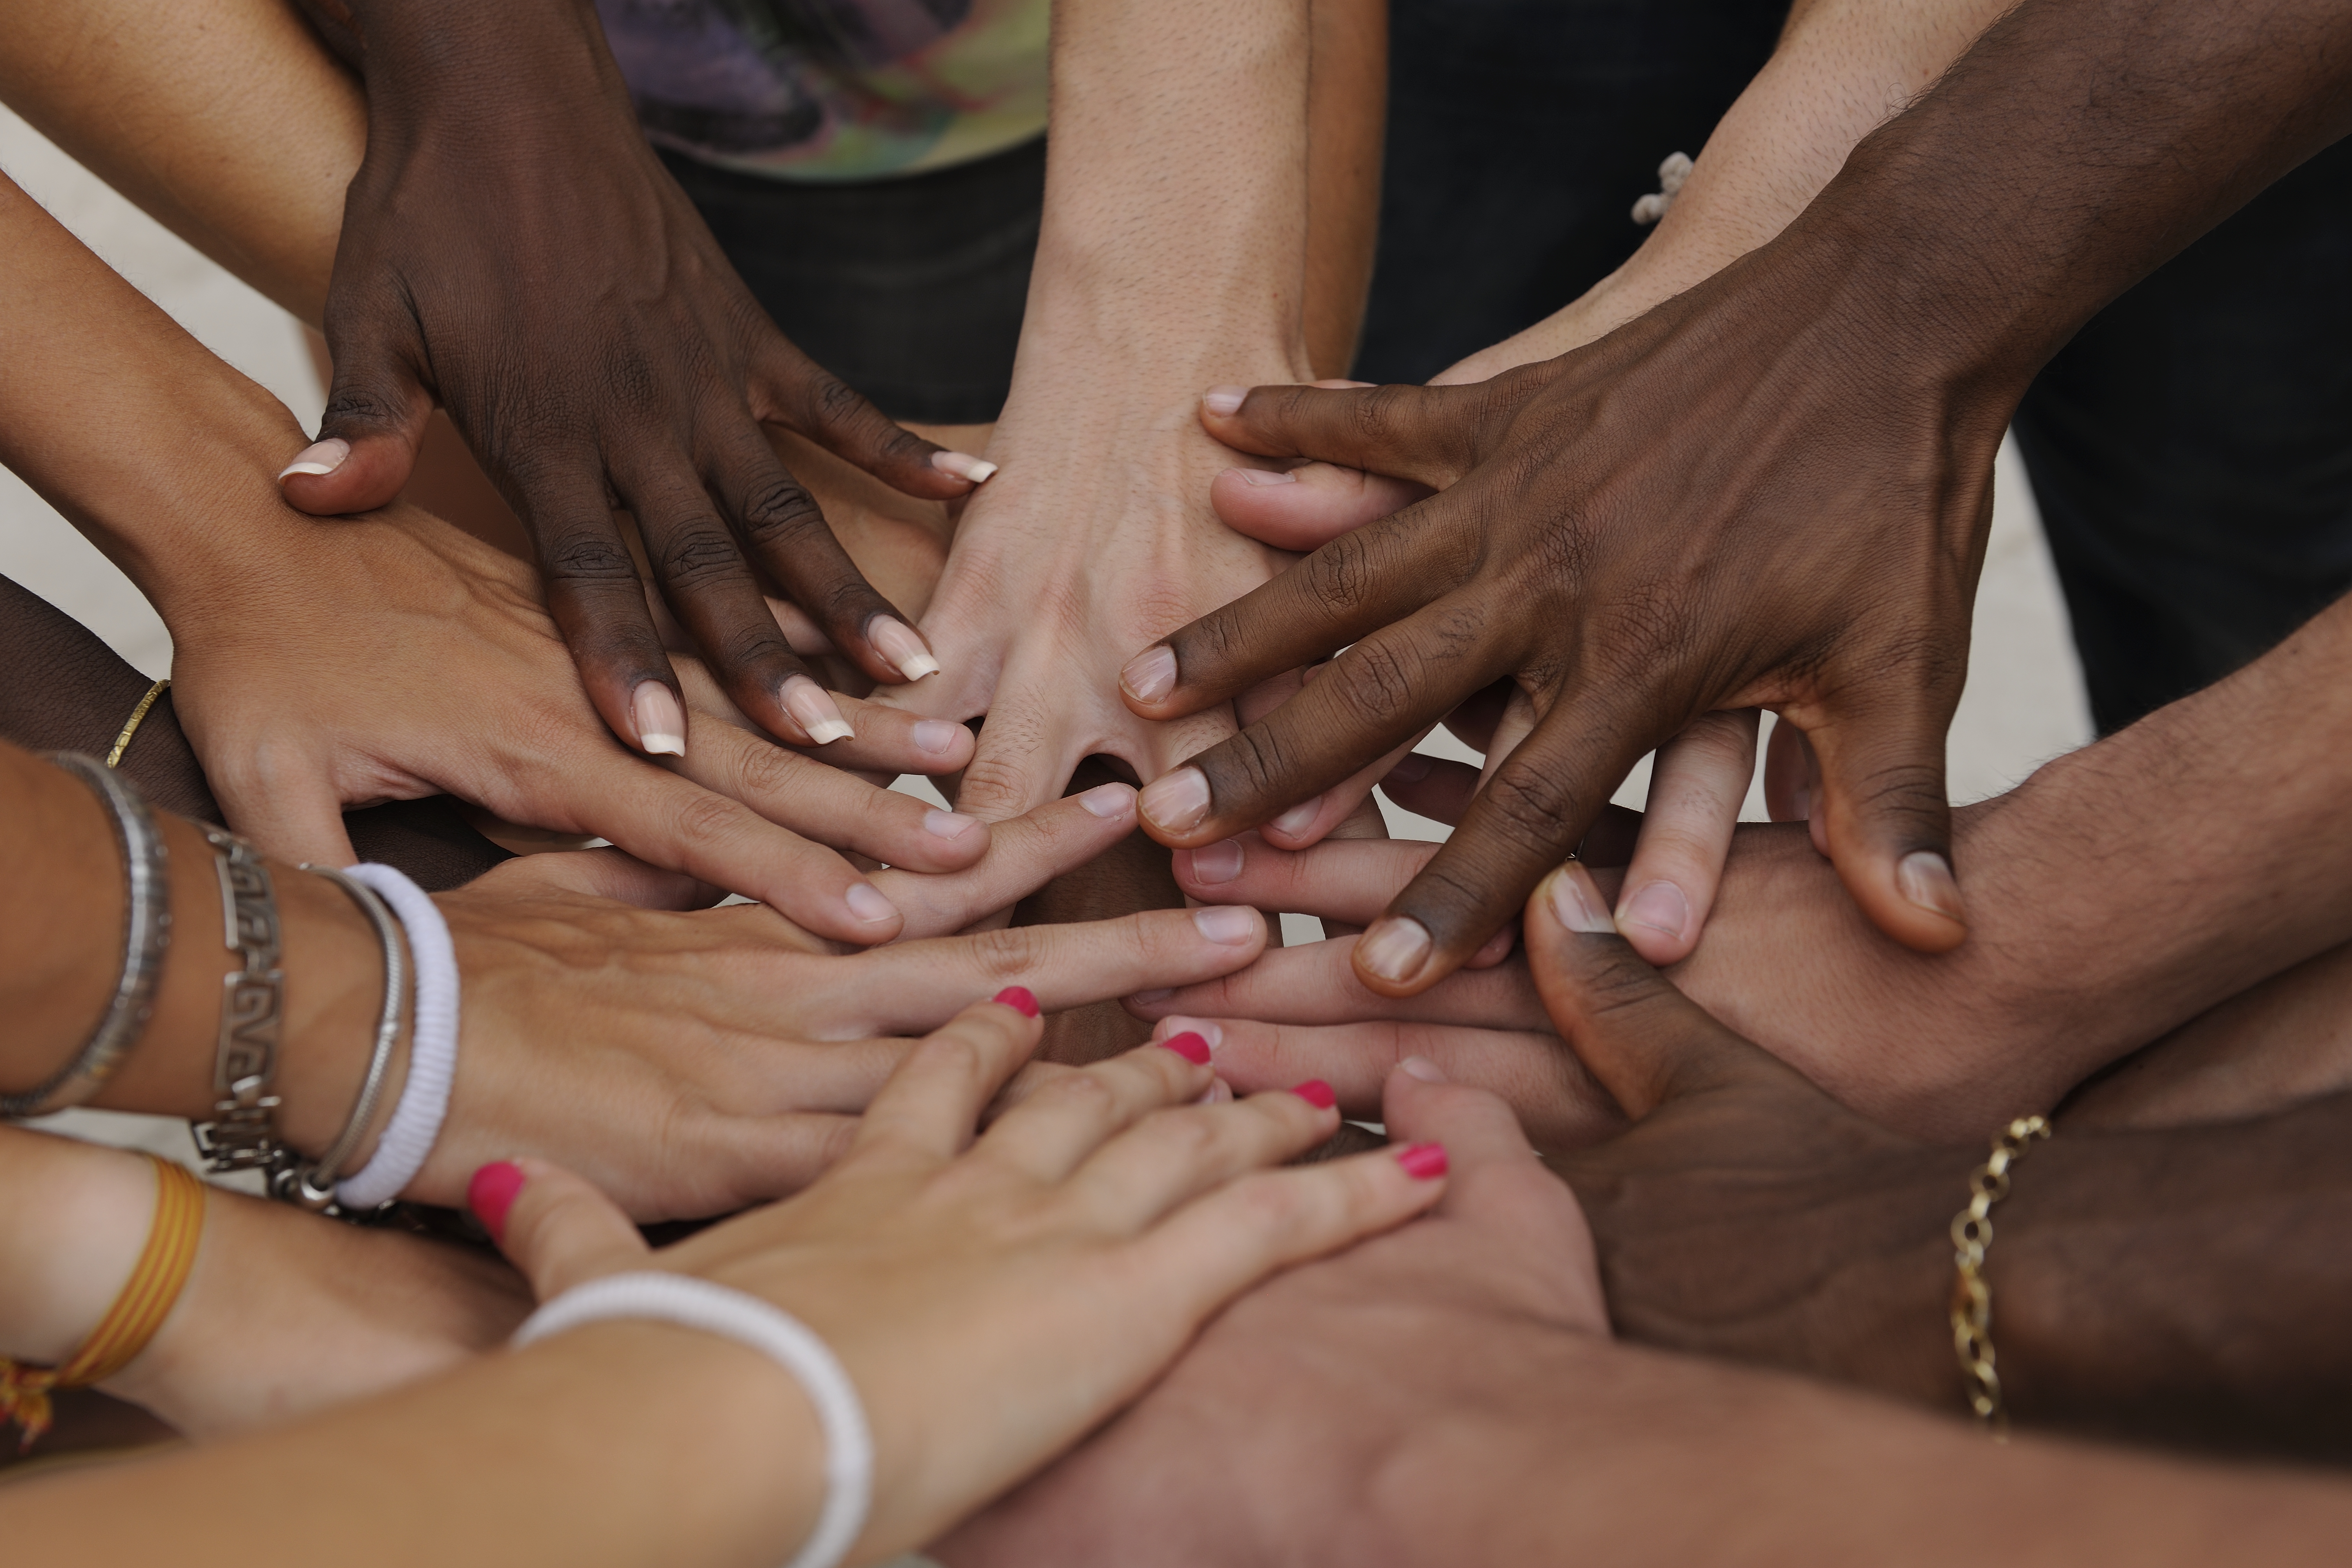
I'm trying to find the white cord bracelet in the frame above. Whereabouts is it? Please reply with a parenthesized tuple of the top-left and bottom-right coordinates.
(514, 1272, 873, 1568)
(333, 864, 459, 1210)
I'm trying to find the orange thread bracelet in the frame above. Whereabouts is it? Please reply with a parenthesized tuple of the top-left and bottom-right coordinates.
(0, 1154, 206, 1451)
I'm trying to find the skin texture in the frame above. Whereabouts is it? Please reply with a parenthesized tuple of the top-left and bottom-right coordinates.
(1120, 0, 2352, 999)
(0, 1005, 1447, 1567)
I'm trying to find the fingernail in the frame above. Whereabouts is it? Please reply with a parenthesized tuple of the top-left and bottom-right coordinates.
(1398, 1056, 1448, 1084)
(1129, 989, 1174, 1006)
(1234, 467, 1296, 486)
(1897, 850, 1965, 925)
(1291, 1079, 1337, 1109)
(1396, 1142, 1449, 1180)
(1267, 796, 1322, 838)
(866, 617, 942, 681)
(1385, 752, 1435, 785)
(994, 985, 1040, 1018)
(467, 1160, 527, 1243)
(1155, 1018, 1224, 1049)
(1159, 1031, 1213, 1065)
(912, 719, 964, 756)
(1617, 880, 1688, 941)
(922, 809, 981, 842)
(845, 882, 898, 924)
(1121, 645, 1179, 705)
(1192, 905, 1258, 944)
(1546, 865, 1616, 935)
(1180, 838, 1244, 885)
(932, 450, 998, 484)
(1202, 386, 1248, 416)
(1139, 766, 1212, 834)
(276, 437, 350, 480)
(630, 681, 686, 757)
(782, 676, 855, 745)
(1354, 917, 1433, 985)
(1078, 782, 1134, 819)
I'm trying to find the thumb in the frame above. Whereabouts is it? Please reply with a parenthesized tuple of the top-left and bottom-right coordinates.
(1197, 378, 1507, 489)
(1523, 862, 1778, 1120)
(1804, 684, 1965, 954)
(281, 314, 433, 515)
(206, 758, 359, 871)
(469, 1158, 651, 1302)
(1208, 461, 1431, 552)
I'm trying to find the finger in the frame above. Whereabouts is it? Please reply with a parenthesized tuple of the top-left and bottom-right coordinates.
(828, 905, 1269, 1036)
(1805, 687, 1966, 954)
(204, 752, 360, 869)
(1376, 751, 1480, 827)
(1070, 1079, 1346, 1230)
(1612, 710, 1758, 965)
(978, 1038, 1220, 1184)
(813, 693, 975, 776)
(1524, 862, 1782, 1119)
(869, 782, 1138, 939)
(852, 992, 1044, 1164)
(1171, 835, 1438, 926)
(468, 846, 719, 908)
(1207, 461, 1430, 552)
(754, 338, 982, 502)
(1255, 728, 1432, 853)
(471, 1157, 649, 1300)
(285, 310, 432, 514)
(526, 461, 692, 761)
(679, 718, 987, 875)
(1762, 717, 1830, 856)
(1441, 678, 1515, 757)
(950, 683, 1089, 824)
(1127, 933, 1547, 1033)
(1196, 378, 1512, 487)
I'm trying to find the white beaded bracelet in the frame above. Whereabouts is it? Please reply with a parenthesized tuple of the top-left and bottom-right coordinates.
(333, 864, 459, 1211)
(514, 1272, 873, 1568)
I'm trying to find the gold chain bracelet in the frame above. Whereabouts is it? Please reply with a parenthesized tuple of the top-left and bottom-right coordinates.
(1950, 1113, 2050, 1437)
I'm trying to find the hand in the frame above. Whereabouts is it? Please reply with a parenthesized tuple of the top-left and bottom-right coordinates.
(1121, 229, 2015, 995)
(281, 0, 991, 753)
(936, 1057, 1601, 1568)
(480, 996, 1449, 1564)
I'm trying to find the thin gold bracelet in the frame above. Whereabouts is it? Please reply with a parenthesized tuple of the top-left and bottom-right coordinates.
(1950, 1114, 2050, 1437)
(103, 677, 171, 770)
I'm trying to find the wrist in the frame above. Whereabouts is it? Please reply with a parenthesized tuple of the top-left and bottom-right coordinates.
(0, 1130, 159, 1366)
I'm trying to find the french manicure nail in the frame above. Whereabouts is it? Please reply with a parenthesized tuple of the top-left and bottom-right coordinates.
(1121, 645, 1179, 705)
(1202, 386, 1248, 416)
(1234, 467, 1297, 486)
(1618, 880, 1689, 940)
(932, 450, 998, 484)
(630, 680, 686, 757)
(845, 883, 898, 924)
(994, 985, 1040, 1018)
(1291, 1079, 1337, 1109)
(922, 809, 981, 842)
(1396, 1142, 1449, 1180)
(467, 1160, 527, 1243)
(1398, 1056, 1448, 1084)
(1354, 917, 1433, 985)
(1159, 1031, 1213, 1065)
(1139, 766, 1212, 834)
(1267, 797, 1322, 838)
(912, 719, 964, 756)
(1181, 838, 1244, 884)
(1547, 865, 1616, 935)
(276, 437, 350, 480)
(1897, 850, 1965, 925)
(867, 617, 942, 681)
(1192, 905, 1258, 945)
(782, 676, 855, 745)
(1078, 782, 1134, 819)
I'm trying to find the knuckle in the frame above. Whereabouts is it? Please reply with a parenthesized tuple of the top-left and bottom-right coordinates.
(738, 479, 827, 550)
(656, 525, 748, 587)
(1224, 1169, 1312, 1234)
(961, 924, 1052, 984)
(666, 786, 751, 851)
(542, 527, 642, 584)
(1330, 639, 1422, 732)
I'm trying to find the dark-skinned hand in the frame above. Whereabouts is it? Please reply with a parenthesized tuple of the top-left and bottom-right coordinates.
(281, 0, 992, 757)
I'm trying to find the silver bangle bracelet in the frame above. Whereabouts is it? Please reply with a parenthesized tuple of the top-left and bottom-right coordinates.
(2, 754, 173, 1120)
(189, 828, 287, 1174)
(274, 866, 408, 1213)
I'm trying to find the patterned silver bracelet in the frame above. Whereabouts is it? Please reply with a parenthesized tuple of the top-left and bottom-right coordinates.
(189, 828, 287, 1174)
(1, 754, 173, 1119)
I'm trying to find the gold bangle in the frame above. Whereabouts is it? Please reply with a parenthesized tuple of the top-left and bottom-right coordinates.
(0, 1154, 207, 1452)
(1950, 1113, 2050, 1437)
(103, 677, 171, 770)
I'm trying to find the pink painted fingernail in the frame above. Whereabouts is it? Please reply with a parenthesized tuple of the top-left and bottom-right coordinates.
(1617, 880, 1688, 941)
(1354, 917, 1432, 985)
(867, 617, 941, 681)
(1898, 851, 1965, 926)
(1398, 1056, 1448, 1083)
(1155, 1018, 1223, 1049)
(1267, 796, 1321, 838)
(1159, 1031, 1213, 1064)
(1180, 838, 1244, 884)
(994, 985, 1040, 1018)
(912, 719, 964, 756)
(1234, 467, 1296, 486)
(1546, 865, 1615, 935)
(932, 450, 998, 484)
(923, 809, 981, 842)
(1121, 645, 1179, 705)
(845, 883, 898, 924)
(1291, 1079, 1337, 1109)
(1202, 386, 1248, 416)
(630, 681, 686, 757)
(1140, 766, 1212, 834)
(1396, 1142, 1449, 1180)
(277, 437, 350, 480)
(1078, 782, 1135, 819)
(1192, 905, 1258, 944)
(782, 676, 854, 745)
(467, 1161, 527, 1243)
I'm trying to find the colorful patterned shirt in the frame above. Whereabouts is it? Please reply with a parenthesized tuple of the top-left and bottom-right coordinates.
(596, 0, 1049, 182)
